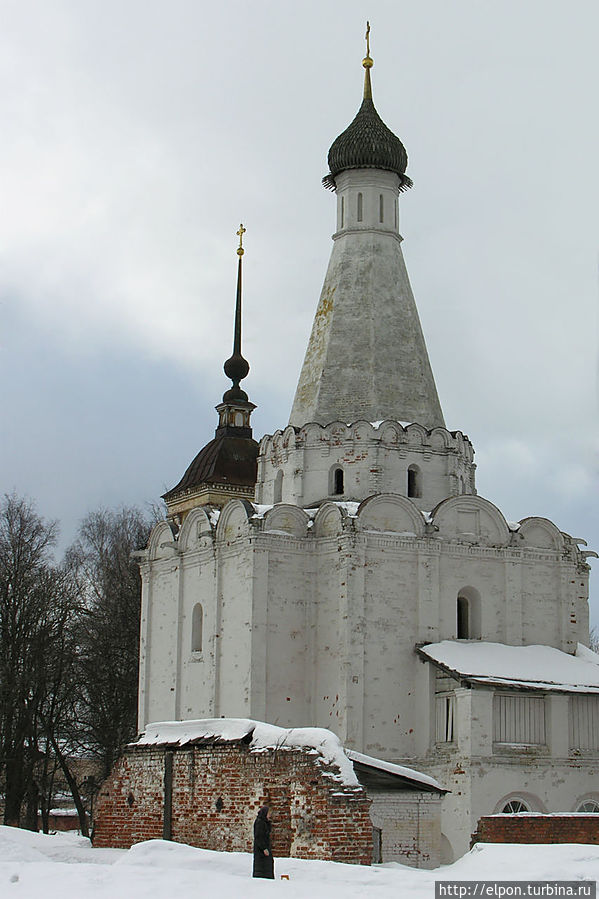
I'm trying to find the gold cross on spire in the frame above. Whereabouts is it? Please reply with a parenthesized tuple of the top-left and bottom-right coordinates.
(363, 20, 373, 69)
(236, 223, 246, 256)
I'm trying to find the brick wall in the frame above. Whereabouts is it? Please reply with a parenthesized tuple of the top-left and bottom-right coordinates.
(472, 815, 599, 846)
(42, 813, 81, 832)
(93, 742, 372, 865)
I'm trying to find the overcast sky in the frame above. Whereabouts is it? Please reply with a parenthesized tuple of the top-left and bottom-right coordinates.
(1, 0, 597, 619)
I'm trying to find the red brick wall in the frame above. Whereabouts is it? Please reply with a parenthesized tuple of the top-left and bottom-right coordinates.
(93, 742, 372, 865)
(473, 815, 599, 846)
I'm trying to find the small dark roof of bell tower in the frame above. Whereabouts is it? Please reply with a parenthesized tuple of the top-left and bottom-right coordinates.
(163, 225, 258, 504)
(323, 24, 412, 192)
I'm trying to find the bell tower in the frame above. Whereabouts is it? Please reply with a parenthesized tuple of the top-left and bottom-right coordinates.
(163, 225, 258, 522)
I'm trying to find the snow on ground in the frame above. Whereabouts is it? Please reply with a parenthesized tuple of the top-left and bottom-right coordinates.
(1, 827, 598, 899)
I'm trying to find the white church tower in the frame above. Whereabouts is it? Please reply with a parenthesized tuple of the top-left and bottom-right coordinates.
(290, 31, 443, 432)
(138, 28, 597, 862)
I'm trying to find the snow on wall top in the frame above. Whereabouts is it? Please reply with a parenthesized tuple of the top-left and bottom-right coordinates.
(345, 749, 446, 792)
(419, 641, 599, 693)
(134, 718, 360, 787)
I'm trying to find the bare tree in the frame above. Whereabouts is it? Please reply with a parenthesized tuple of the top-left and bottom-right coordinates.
(67, 507, 152, 778)
(0, 493, 62, 825)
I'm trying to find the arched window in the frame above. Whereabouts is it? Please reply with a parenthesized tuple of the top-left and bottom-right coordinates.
(501, 799, 530, 814)
(457, 597, 469, 638)
(341, 195, 345, 228)
(357, 193, 363, 222)
(379, 194, 384, 222)
(191, 603, 203, 653)
(407, 464, 422, 498)
(456, 586, 481, 639)
(577, 800, 599, 813)
(333, 467, 344, 495)
(273, 470, 283, 504)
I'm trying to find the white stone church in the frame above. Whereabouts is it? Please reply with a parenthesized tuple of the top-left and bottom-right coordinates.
(137, 39, 598, 862)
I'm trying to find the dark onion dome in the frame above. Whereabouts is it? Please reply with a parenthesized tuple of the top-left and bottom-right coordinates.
(322, 51, 413, 192)
(162, 435, 258, 501)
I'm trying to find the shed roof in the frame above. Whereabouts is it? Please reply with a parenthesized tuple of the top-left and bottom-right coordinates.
(346, 750, 446, 793)
(418, 641, 599, 694)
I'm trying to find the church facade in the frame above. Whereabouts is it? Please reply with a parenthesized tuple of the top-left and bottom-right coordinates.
(137, 35, 597, 862)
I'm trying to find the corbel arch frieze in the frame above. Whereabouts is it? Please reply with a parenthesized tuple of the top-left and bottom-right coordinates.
(405, 423, 428, 446)
(430, 427, 451, 450)
(299, 422, 325, 446)
(351, 420, 375, 442)
(324, 420, 351, 443)
(379, 421, 403, 445)
(259, 434, 273, 454)
(272, 429, 285, 452)
(281, 425, 297, 450)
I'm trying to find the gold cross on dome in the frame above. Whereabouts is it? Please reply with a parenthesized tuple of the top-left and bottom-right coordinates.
(365, 21, 371, 57)
(236, 223, 246, 256)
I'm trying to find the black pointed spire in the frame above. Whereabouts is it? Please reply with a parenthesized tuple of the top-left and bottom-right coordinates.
(161, 225, 259, 511)
(223, 224, 250, 402)
(214, 224, 256, 438)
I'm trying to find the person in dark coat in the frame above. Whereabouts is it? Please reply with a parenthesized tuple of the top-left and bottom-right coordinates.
(253, 806, 274, 879)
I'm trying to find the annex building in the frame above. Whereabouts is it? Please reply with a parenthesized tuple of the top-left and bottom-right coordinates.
(136, 33, 597, 862)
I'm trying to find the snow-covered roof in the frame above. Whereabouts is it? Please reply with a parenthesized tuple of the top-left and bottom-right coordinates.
(134, 718, 360, 787)
(345, 750, 446, 793)
(134, 719, 446, 794)
(419, 641, 599, 693)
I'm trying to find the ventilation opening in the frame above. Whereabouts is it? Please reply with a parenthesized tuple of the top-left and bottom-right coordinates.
(407, 464, 422, 498)
(372, 827, 382, 864)
(456, 587, 481, 639)
(273, 470, 283, 504)
(341, 195, 345, 228)
(191, 603, 203, 652)
(333, 468, 344, 495)
(357, 192, 363, 222)
(379, 194, 384, 223)
(457, 597, 469, 639)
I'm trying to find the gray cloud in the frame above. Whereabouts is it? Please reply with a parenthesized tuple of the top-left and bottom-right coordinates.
(1, 0, 597, 614)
